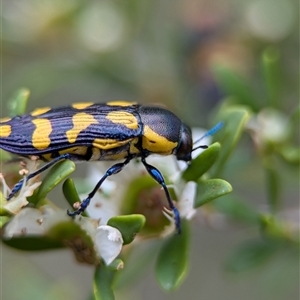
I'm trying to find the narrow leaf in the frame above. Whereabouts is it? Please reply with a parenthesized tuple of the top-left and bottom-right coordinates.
(29, 160, 75, 205)
(214, 196, 259, 224)
(7, 88, 30, 116)
(107, 259, 124, 271)
(0, 192, 10, 216)
(63, 178, 82, 206)
(93, 265, 115, 300)
(0, 149, 12, 161)
(264, 158, 280, 212)
(155, 220, 190, 291)
(48, 221, 98, 264)
(210, 105, 251, 177)
(107, 214, 146, 245)
(183, 143, 220, 181)
(0, 216, 10, 228)
(195, 179, 232, 208)
(225, 240, 277, 272)
(212, 64, 259, 111)
(2, 236, 64, 251)
(261, 47, 281, 108)
(279, 145, 300, 164)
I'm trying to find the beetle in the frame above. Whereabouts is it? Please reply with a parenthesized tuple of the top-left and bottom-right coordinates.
(0, 101, 222, 233)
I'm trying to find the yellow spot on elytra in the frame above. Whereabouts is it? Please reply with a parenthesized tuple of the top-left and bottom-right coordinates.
(0, 125, 11, 137)
(32, 119, 52, 150)
(72, 102, 94, 109)
(92, 138, 129, 150)
(106, 101, 136, 107)
(106, 111, 138, 130)
(0, 117, 11, 123)
(31, 107, 51, 116)
(66, 113, 98, 143)
(142, 125, 177, 155)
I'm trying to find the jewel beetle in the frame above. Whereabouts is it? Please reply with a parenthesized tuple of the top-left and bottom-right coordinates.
(0, 101, 222, 233)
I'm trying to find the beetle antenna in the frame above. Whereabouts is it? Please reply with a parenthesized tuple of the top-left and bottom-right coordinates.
(192, 121, 224, 151)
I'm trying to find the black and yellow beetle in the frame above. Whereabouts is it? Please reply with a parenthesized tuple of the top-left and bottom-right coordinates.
(0, 101, 222, 233)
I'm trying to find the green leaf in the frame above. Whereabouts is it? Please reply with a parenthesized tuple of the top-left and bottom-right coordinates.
(155, 220, 190, 291)
(0, 192, 10, 216)
(259, 214, 297, 242)
(47, 220, 90, 241)
(182, 142, 221, 181)
(0, 216, 10, 228)
(62, 178, 86, 214)
(2, 218, 100, 262)
(290, 104, 300, 126)
(93, 265, 115, 300)
(210, 105, 251, 177)
(107, 214, 146, 245)
(194, 179, 232, 208)
(211, 64, 259, 111)
(261, 47, 281, 108)
(279, 145, 300, 165)
(113, 240, 160, 290)
(29, 160, 76, 205)
(225, 240, 277, 272)
(107, 258, 124, 271)
(7, 88, 30, 116)
(214, 196, 259, 224)
(0, 149, 12, 162)
(263, 158, 280, 212)
(47, 220, 98, 264)
(2, 236, 64, 251)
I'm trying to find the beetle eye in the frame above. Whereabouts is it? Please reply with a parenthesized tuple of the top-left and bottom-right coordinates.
(175, 124, 192, 162)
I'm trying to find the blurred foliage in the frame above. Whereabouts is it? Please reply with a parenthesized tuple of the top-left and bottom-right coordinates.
(1, 0, 299, 300)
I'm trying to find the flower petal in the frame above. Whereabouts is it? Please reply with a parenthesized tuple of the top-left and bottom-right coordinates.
(4, 181, 41, 214)
(41, 207, 72, 232)
(178, 181, 197, 220)
(4, 196, 29, 215)
(4, 208, 44, 238)
(95, 225, 123, 265)
(84, 191, 120, 223)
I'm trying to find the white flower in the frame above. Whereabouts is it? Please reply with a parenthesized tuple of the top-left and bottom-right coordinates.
(247, 108, 290, 149)
(76, 216, 124, 264)
(4, 204, 124, 265)
(4, 206, 69, 238)
(4, 207, 45, 237)
(95, 225, 123, 265)
(2, 158, 124, 264)
(178, 181, 197, 220)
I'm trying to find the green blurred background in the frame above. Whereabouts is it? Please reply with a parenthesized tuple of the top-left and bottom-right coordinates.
(1, 0, 299, 299)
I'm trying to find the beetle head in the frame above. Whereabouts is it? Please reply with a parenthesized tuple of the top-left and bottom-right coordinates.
(175, 123, 193, 162)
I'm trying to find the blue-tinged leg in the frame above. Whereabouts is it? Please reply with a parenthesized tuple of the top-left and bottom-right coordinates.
(68, 157, 132, 216)
(141, 157, 181, 234)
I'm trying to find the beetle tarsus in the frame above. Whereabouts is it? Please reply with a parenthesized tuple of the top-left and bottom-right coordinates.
(67, 197, 91, 216)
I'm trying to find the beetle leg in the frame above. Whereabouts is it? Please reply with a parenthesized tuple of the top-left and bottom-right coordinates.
(67, 156, 132, 217)
(141, 157, 181, 234)
(7, 153, 72, 200)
